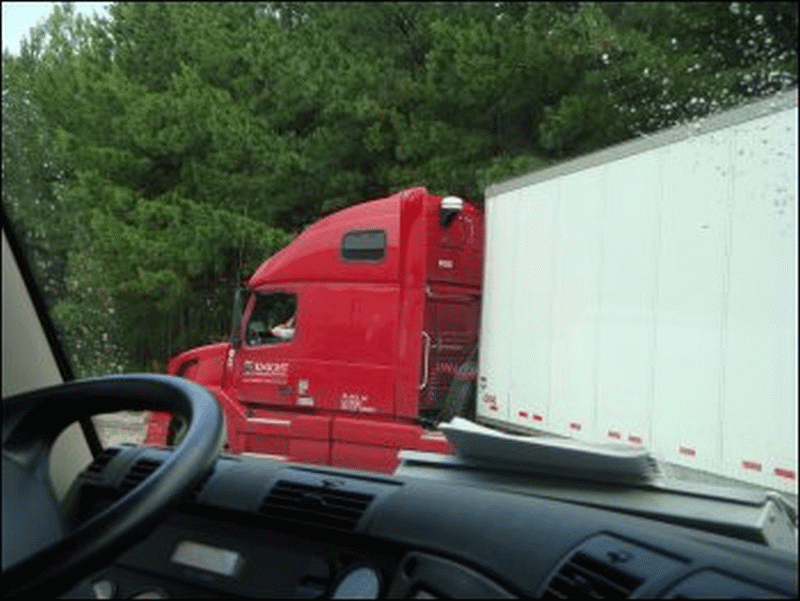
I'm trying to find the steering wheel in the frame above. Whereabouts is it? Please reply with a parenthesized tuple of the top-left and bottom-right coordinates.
(2, 374, 224, 597)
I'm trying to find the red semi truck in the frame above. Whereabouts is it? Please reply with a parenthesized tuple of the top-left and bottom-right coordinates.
(145, 187, 484, 472)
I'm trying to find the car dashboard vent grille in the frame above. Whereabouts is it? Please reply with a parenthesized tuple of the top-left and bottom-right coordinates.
(544, 551, 643, 599)
(81, 447, 120, 483)
(259, 479, 374, 530)
(119, 458, 162, 495)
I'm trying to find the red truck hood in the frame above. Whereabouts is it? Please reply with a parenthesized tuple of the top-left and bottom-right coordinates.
(166, 342, 229, 385)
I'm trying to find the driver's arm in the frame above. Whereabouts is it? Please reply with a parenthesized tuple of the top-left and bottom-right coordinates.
(270, 315, 295, 340)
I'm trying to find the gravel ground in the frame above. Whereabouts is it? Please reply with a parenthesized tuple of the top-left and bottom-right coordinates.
(93, 411, 149, 447)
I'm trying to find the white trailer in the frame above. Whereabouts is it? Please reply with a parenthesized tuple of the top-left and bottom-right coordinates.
(477, 89, 797, 494)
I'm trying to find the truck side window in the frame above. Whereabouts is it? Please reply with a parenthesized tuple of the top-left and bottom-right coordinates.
(246, 292, 297, 346)
(341, 229, 386, 262)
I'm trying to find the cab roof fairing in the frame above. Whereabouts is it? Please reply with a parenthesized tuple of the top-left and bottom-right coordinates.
(247, 188, 437, 289)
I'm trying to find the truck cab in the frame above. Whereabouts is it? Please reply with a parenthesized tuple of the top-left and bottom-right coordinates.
(146, 187, 483, 472)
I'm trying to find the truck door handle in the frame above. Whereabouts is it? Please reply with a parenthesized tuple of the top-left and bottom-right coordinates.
(420, 331, 431, 390)
(278, 386, 292, 396)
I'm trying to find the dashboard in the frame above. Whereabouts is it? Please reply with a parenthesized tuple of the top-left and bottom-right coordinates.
(59, 445, 796, 599)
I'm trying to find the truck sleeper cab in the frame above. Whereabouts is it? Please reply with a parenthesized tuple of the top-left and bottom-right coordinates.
(146, 188, 483, 473)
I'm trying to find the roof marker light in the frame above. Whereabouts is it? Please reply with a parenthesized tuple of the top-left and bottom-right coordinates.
(440, 196, 464, 226)
(441, 196, 464, 211)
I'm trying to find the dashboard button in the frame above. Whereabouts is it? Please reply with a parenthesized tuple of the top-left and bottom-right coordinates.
(606, 550, 633, 563)
(92, 579, 116, 599)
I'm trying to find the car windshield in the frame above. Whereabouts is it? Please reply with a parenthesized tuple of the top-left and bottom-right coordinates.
(2, 1, 797, 504)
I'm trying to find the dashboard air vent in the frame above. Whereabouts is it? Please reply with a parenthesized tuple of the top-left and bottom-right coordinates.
(259, 479, 374, 530)
(119, 458, 162, 495)
(544, 551, 643, 599)
(81, 447, 120, 484)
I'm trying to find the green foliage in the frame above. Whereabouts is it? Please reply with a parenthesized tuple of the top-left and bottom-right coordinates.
(3, 1, 796, 375)
(536, 2, 799, 155)
(50, 172, 292, 373)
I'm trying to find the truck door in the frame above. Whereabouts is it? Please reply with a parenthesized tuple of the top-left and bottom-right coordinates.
(232, 290, 298, 408)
